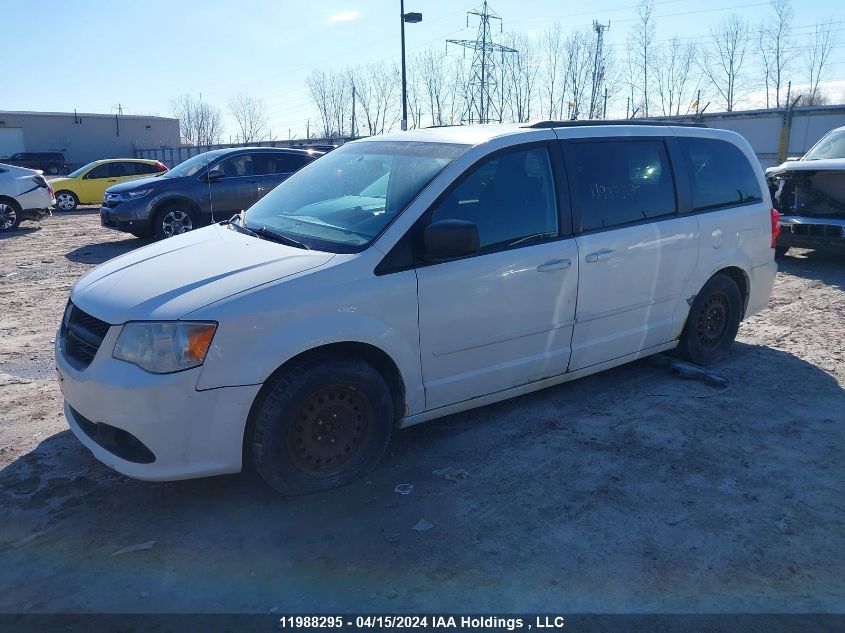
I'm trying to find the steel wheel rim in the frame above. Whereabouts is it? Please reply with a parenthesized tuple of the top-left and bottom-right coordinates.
(0, 203, 16, 229)
(696, 292, 729, 349)
(287, 384, 372, 475)
(57, 193, 75, 210)
(161, 210, 192, 237)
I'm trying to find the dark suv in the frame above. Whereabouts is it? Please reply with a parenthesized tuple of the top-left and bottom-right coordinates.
(4, 151, 69, 175)
(100, 147, 320, 239)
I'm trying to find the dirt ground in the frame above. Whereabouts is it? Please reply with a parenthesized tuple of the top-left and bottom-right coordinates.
(0, 209, 843, 614)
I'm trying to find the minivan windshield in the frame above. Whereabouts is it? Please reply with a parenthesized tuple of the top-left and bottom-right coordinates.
(162, 151, 225, 178)
(803, 129, 845, 160)
(243, 141, 468, 253)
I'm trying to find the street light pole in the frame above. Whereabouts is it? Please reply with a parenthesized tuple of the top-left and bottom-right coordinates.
(400, 1, 422, 132)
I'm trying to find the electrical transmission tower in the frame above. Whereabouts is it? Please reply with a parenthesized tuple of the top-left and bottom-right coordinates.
(447, 1, 516, 124)
(588, 20, 610, 119)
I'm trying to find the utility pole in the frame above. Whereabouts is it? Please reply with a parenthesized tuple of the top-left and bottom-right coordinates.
(351, 83, 357, 138)
(447, 1, 516, 124)
(603, 87, 609, 119)
(589, 20, 610, 119)
(400, 1, 422, 131)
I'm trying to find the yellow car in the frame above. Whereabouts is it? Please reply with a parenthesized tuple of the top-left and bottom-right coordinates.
(50, 159, 168, 210)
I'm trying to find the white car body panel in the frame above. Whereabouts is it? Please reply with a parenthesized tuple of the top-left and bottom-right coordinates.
(0, 162, 55, 213)
(56, 123, 778, 482)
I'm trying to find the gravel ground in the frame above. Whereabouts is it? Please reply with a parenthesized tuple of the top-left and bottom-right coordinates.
(0, 210, 843, 614)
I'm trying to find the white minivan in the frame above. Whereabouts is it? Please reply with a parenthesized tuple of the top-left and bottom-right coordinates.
(56, 122, 778, 494)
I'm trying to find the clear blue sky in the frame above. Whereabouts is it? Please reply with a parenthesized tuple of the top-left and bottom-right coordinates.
(2, 0, 843, 138)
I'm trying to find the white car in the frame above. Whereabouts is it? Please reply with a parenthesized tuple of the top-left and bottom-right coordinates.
(0, 163, 54, 231)
(56, 122, 778, 494)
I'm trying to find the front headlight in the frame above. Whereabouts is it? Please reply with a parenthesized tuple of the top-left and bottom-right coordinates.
(118, 188, 154, 201)
(113, 321, 217, 373)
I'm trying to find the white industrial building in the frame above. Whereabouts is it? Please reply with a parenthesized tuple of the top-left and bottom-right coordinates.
(0, 110, 180, 168)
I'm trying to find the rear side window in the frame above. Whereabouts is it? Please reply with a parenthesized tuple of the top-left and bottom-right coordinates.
(564, 140, 677, 231)
(678, 137, 762, 211)
(431, 147, 559, 251)
(132, 162, 160, 175)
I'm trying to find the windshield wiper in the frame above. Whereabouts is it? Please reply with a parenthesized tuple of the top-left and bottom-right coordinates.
(225, 213, 260, 237)
(255, 226, 311, 250)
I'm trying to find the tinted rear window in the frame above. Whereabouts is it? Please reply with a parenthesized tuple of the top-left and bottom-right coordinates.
(564, 139, 677, 231)
(678, 137, 762, 211)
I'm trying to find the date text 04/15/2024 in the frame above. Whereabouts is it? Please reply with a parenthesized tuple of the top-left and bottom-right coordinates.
(278, 615, 567, 630)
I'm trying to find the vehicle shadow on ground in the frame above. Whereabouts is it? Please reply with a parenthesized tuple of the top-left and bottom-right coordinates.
(0, 227, 39, 240)
(778, 248, 845, 291)
(64, 238, 148, 265)
(1, 343, 843, 612)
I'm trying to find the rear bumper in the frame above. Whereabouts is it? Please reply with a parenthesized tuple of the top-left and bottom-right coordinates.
(778, 216, 845, 249)
(21, 208, 51, 222)
(745, 258, 777, 319)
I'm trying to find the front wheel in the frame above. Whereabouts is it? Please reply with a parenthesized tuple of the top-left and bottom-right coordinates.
(249, 358, 394, 495)
(153, 204, 197, 239)
(677, 273, 743, 366)
(55, 191, 79, 211)
(0, 199, 22, 231)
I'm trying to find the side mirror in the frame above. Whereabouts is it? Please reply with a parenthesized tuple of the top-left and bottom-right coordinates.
(205, 169, 225, 182)
(423, 219, 480, 260)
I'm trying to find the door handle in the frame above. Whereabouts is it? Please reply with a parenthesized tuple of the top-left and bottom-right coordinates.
(585, 249, 615, 263)
(537, 258, 572, 272)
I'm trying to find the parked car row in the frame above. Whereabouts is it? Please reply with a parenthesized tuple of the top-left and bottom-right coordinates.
(1, 147, 321, 234)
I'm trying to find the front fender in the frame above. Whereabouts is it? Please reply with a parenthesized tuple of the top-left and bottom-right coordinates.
(191, 266, 425, 415)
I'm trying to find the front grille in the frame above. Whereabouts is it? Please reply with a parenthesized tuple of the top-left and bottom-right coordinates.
(781, 223, 844, 238)
(61, 302, 111, 370)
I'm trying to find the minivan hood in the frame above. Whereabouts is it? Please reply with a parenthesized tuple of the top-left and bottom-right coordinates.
(106, 175, 167, 193)
(71, 224, 335, 323)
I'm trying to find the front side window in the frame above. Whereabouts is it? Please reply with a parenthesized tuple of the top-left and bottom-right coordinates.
(253, 153, 312, 175)
(678, 137, 762, 211)
(162, 151, 225, 178)
(244, 141, 468, 253)
(68, 162, 96, 178)
(565, 140, 677, 231)
(86, 164, 112, 179)
(214, 154, 255, 178)
(429, 147, 559, 251)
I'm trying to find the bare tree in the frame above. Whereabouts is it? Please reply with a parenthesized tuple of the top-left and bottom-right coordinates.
(306, 69, 333, 138)
(758, 0, 794, 108)
(540, 23, 564, 119)
(653, 38, 699, 116)
(701, 15, 750, 112)
(501, 33, 539, 122)
(354, 62, 399, 135)
(804, 19, 838, 106)
(444, 57, 468, 124)
(418, 49, 448, 127)
(228, 94, 268, 143)
(630, 0, 656, 117)
(563, 28, 594, 119)
(170, 94, 224, 146)
(306, 69, 351, 138)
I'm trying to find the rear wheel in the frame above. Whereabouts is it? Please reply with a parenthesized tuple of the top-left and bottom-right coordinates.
(677, 273, 743, 365)
(153, 204, 197, 239)
(55, 191, 79, 211)
(249, 358, 394, 495)
(0, 199, 21, 231)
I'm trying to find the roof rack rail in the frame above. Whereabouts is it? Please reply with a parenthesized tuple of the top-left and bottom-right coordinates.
(522, 119, 707, 129)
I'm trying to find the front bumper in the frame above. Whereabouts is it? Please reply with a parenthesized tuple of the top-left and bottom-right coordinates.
(100, 195, 153, 234)
(778, 216, 845, 250)
(56, 329, 261, 481)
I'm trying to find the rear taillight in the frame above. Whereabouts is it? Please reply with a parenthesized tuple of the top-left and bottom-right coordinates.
(155, 161, 168, 172)
(770, 208, 781, 248)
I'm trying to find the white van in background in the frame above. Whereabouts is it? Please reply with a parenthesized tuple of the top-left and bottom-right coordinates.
(55, 121, 778, 494)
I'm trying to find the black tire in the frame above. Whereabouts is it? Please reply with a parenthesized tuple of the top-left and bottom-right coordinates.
(0, 198, 22, 231)
(677, 273, 743, 366)
(153, 203, 198, 240)
(54, 190, 79, 211)
(775, 245, 789, 258)
(249, 357, 394, 495)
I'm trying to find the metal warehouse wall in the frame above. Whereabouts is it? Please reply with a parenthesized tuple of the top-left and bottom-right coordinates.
(658, 105, 845, 167)
(0, 111, 180, 167)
